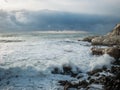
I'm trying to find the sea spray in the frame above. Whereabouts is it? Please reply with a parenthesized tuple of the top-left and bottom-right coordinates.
(89, 54, 115, 70)
(0, 32, 113, 90)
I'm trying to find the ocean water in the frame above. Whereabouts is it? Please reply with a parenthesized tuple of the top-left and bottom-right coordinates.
(0, 31, 114, 90)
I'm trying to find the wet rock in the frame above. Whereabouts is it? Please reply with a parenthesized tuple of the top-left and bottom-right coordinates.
(89, 79, 95, 84)
(58, 64, 120, 90)
(59, 80, 89, 89)
(51, 67, 61, 74)
(111, 66, 120, 74)
(94, 73, 100, 77)
(71, 73, 78, 78)
(103, 76, 120, 90)
(58, 80, 68, 86)
(76, 74, 84, 79)
(51, 65, 81, 78)
(87, 76, 91, 80)
(113, 60, 120, 65)
(87, 69, 103, 76)
(91, 47, 120, 60)
(104, 47, 120, 60)
(94, 80, 100, 84)
(116, 72, 120, 79)
(91, 47, 104, 55)
(62, 64, 72, 75)
(79, 80, 89, 88)
(82, 36, 98, 42)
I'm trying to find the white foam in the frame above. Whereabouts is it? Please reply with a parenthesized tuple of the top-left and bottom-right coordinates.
(89, 54, 115, 70)
(0, 33, 114, 90)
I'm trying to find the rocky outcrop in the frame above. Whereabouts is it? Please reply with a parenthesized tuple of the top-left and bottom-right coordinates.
(58, 65, 120, 90)
(91, 47, 120, 60)
(83, 24, 120, 46)
(92, 36, 120, 45)
(82, 36, 98, 42)
(57, 24, 120, 90)
(91, 47, 104, 55)
(104, 47, 120, 60)
(107, 24, 120, 36)
(82, 24, 120, 60)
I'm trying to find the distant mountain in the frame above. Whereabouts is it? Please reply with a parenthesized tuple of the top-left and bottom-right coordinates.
(0, 9, 119, 34)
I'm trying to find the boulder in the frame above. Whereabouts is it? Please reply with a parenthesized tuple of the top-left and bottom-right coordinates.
(91, 47, 104, 55)
(91, 47, 120, 60)
(104, 47, 120, 60)
(82, 36, 98, 42)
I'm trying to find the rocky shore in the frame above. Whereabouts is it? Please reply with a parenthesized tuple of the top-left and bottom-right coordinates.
(84, 24, 120, 60)
(83, 24, 120, 46)
(52, 24, 120, 90)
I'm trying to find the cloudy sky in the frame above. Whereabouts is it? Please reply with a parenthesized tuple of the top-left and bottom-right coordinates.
(0, 0, 120, 33)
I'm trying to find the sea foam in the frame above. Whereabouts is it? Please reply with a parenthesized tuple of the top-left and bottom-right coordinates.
(89, 54, 115, 70)
(0, 32, 114, 90)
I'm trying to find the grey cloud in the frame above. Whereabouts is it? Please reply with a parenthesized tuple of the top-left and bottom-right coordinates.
(0, 10, 119, 34)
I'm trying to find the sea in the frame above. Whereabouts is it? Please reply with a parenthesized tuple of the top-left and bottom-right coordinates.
(0, 31, 114, 90)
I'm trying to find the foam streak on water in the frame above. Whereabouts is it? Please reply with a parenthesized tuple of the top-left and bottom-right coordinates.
(0, 32, 113, 90)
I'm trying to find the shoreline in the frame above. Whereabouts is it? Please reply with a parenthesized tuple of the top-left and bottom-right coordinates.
(56, 24, 120, 90)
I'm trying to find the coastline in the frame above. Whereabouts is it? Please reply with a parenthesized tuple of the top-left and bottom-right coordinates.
(56, 24, 120, 90)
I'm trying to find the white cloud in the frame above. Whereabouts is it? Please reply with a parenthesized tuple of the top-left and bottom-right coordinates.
(0, 0, 120, 16)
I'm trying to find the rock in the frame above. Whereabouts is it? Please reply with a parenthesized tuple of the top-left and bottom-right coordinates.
(58, 80, 68, 86)
(104, 47, 120, 60)
(89, 79, 95, 84)
(87, 68, 103, 76)
(63, 64, 72, 74)
(91, 47, 104, 55)
(51, 64, 80, 78)
(107, 24, 120, 36)
(62, 64, 78, 76)
(91, 47, 120, 60)
(82, 36, 98, 42)
(79, 80, 89, 88)
(59, 80, 89, 89)
(111, 66, 120, 74)
(83, 24, 120, 45)
(92, 36, 120, 46)
(51, 67, 61, 74)
(91, 24, 120, 46)
(91, 36, 106, 45)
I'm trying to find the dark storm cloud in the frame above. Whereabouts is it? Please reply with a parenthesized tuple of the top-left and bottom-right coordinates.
(0, 10, 119, 33)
